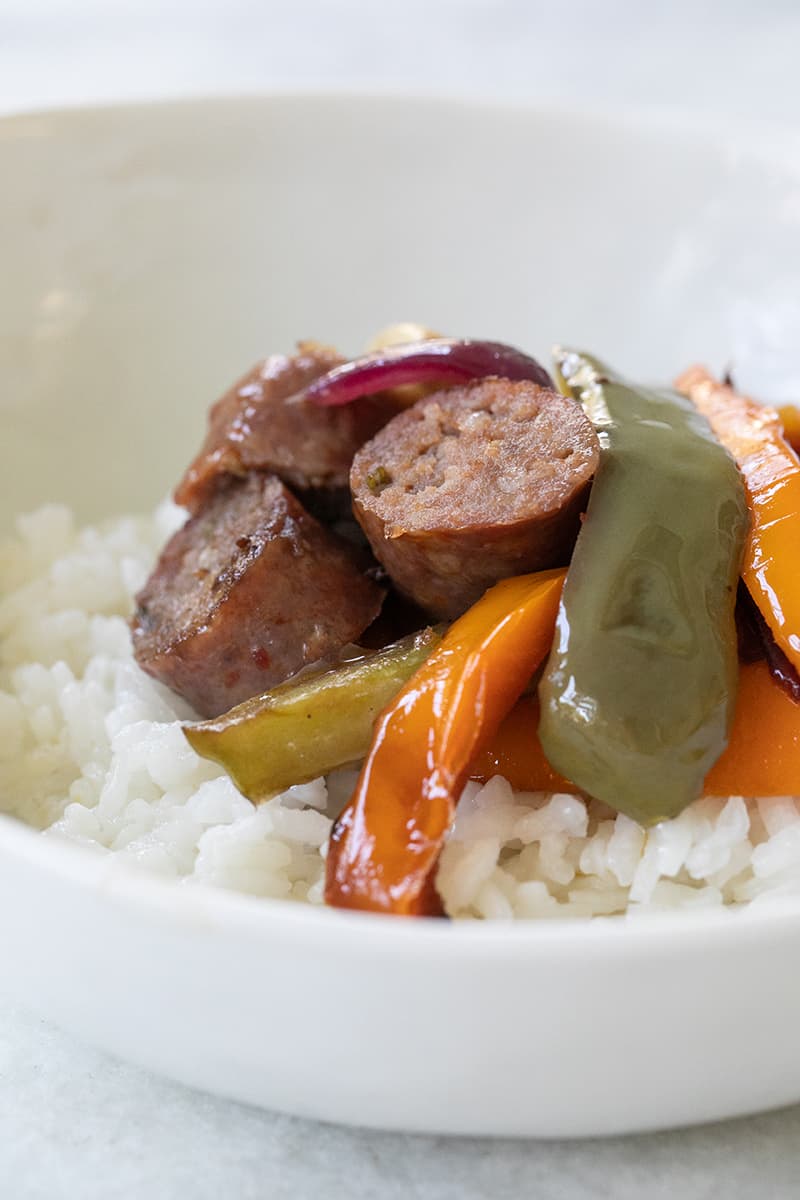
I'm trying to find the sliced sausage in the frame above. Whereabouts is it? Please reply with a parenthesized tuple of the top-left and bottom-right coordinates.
(175, 342, 399, 514)
(132, 473, 385, 717)
(350, 378, 600, 619)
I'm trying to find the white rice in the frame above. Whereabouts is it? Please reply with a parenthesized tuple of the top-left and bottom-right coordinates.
(2, 501, 800, 918)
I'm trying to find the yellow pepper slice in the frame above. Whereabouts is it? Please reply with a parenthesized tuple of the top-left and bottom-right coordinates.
(183, 628, 442, 800)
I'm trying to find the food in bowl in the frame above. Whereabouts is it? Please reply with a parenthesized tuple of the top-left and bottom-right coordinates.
(3, 326, 800, 919)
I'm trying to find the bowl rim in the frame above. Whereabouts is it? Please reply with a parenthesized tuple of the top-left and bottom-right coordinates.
(2, 86, 800, 157)
(4, 809, 800, 955)
(3, 88, 800, 953)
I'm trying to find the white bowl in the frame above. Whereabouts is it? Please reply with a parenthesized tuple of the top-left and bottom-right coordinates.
(2, 94, 800, 1138)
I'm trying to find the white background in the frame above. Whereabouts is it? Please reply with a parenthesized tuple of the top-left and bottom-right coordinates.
(3, 0, 800, 126)
(3, 2, 800, 1196)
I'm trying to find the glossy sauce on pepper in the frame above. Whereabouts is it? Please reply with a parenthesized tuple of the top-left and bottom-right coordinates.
(676, 367, 800, 674)
(538, 351, 749, 825)
(325, 569, 565, 915)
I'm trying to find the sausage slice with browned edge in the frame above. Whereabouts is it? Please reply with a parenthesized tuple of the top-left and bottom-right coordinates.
(175, 342, 400, 515)
(350, 379, 600, 619)
(131, 474, 385, 717)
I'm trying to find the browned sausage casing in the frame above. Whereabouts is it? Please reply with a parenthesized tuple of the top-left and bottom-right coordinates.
(175, 342, 399, 514)
(131, 474, 385, 717)
(350, 379, 600, 619)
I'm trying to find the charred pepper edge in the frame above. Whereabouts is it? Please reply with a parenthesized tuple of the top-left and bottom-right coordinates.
(297, 338, 554, 408)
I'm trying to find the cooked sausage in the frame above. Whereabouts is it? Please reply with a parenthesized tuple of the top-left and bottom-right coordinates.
(132, 473, 385, 717)
(350, 379, 600, 619)
(175, 342, 399, 514)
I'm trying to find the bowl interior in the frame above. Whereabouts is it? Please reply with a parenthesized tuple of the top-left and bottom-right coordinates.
(6, 97, 800, 1138)
(2, 96, 800, 530)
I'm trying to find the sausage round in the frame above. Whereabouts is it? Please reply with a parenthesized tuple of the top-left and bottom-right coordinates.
(132, 473, 385, 717)
(175, 342, 399, 515)
(350, 378, 600, 619)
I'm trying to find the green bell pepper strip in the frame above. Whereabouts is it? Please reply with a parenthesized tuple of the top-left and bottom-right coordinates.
(183, 627, 442, 801)
(537, 350, 749, 825)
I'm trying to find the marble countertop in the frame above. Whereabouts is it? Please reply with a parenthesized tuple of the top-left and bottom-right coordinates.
(3, 2, 800, 1196)
(4, 995, 800, 1200)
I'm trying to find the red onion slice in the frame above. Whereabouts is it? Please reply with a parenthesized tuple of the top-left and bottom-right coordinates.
(301, 339, 553, 407)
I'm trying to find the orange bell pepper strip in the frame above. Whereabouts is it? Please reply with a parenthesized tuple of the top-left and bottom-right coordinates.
(471, 695, 572, 793)
(676, 367, 800, 674)
(324, 569, 565, 916)
(704, 659, 800, 795)
(471, 660, 800, 798)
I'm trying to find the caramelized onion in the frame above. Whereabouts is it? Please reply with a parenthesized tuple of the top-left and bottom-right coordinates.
(301, 338, 553, 407)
